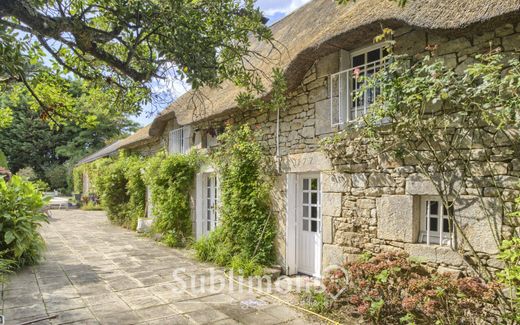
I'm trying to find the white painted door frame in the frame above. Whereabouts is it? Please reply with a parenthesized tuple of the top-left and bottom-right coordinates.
(286, 173, 322, 277)
(195, 165, 218, 240)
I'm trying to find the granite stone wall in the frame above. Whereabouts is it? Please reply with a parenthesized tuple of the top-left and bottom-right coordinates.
(164, 21, 520, 273)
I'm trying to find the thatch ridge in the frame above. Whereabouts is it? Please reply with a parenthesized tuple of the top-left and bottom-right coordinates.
(77, 124, 153, 164)
(149, 0, 520, 136)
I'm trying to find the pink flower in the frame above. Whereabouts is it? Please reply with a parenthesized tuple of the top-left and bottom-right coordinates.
(353, 67, 361, 79)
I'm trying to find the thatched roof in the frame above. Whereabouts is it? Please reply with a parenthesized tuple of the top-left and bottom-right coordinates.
(149, 0, 520, 135)
(117, 124, 154, 149)
(77, 124, 153, 165)
(77, 140, 124, 165)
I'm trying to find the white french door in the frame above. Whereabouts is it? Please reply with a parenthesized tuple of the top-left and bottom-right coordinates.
(297, 175, 322, 276)
(202, 174, 219, 236)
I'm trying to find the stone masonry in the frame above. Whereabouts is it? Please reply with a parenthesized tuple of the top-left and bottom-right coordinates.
(147, 21, 520, 274)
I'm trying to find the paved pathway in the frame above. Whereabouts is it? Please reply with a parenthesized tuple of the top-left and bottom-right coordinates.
(1, 210, 323, 325)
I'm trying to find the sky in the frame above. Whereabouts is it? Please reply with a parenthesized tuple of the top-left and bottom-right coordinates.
(132, 0, 312, 126)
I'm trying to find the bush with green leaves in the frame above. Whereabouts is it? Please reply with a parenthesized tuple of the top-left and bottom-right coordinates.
(497, 197, 520, 323)
(0, 256, 15, 283)
(44, 163, 69, 191)
(143, 151, 201, 247)
(72, 164, 84, 194)
(317, 252, 502, 325)
(0, 175, 49, 267)
(195, 125, 276, 274)
(96, 153, 146, 230)
(0, 149, 8, 168)
(32, 179, 50, 192)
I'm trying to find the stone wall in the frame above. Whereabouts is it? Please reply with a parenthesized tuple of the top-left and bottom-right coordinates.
(158, 21, 520, 273)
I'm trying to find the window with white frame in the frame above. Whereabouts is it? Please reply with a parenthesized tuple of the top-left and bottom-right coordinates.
(419, 197, 454, 247)
(330, 44, 388, 126)
(168, 126, 191, 154)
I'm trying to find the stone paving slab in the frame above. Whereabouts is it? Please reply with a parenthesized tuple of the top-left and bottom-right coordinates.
(1, 210, 325, 325)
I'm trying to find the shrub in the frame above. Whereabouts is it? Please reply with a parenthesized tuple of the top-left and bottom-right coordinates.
(0, 256, 15, 283)
(72, 165, 84, 194)
(80, 201, 103, 211)
(0, 149, 8, 168)
(497, 237, 520, 323)
(143, 151, 200, 247)
(97, 154, 132, 227)
(0, 175, 49, 267)
(32, 179, 50, 192)
(124, 156, 147, 229)
(196, 125, 275, 271)
(320, 252, 501, 325)
(96, 154, 146, 230)
(44, 164, 68, 190)
(300, 288, 333, 314)
(230, 255, 264, 276)
(16, 166, 37, 181)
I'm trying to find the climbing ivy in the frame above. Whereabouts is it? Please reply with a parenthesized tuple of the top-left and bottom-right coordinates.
(72, 165, 84, 194)
(143, 151, 201, 247)
(195, 125, 276, 274)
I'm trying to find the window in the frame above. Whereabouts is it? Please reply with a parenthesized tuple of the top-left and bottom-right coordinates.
(168, 126, 191, 154)
(419, 197, 454, 247)
(330, 44, 388, 126)
(205, 174, 219, 232)
(302, 177, 320, 233)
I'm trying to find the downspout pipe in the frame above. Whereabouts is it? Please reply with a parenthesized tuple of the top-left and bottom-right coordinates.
(276, 106, 281, 174)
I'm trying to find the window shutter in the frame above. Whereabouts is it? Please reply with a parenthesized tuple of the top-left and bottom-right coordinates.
(169, 128, 183, 154)
(195, 173, 203, 239)
(182, 125, 191, 154)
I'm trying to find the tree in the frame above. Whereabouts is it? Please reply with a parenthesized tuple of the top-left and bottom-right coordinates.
(0, 0, 272, 125)
(0, 86, 138, 184)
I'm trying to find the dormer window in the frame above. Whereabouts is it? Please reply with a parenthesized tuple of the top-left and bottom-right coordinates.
(331, 44, 388, 126)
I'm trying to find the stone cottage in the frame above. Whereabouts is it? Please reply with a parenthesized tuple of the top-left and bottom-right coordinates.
(80, 0, 520, 277)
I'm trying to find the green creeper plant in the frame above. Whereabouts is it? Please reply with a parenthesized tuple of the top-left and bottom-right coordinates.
(195, 125, 276, 274)
(96, 153, 147, 230)
(143, 151, 201, 247)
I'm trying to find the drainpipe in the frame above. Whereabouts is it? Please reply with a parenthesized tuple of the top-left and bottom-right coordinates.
(276, 106, 281, 174)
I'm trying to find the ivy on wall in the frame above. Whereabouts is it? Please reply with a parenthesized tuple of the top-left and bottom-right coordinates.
(195, 125, 276, 274)
(143, 151, 201, 247)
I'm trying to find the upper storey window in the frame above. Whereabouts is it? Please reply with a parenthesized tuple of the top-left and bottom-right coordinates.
(331, 44, 388, 126)
(168, 126, 191, 154)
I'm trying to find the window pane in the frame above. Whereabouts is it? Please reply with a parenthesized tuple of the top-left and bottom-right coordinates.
(443, 218, 451, 233)
(303, 192, 309, 204)
(311, 179, 318, 190)
(311, 220, 318, 232)
(303, 219, 309, 231)
(429, 201, 439, 215)
(352, 54, 365, 67)
(443, 203, 454, 216)
(303, 207, 308, 218)
(311, 206, 317, 219)
(430, 217, 438, 231)
(311, 193, 317, 204)
(367, 49, 381, 63)
(303, 179, 309, 190)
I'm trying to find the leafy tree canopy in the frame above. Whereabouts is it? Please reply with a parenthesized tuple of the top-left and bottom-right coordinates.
(0, 81, 138, 183)
(0, 0, 272, 125)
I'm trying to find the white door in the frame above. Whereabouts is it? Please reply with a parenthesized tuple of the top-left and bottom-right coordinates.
(297, 175, 322, 276)
(202, 174, 219, 236)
